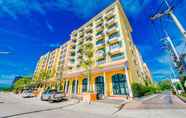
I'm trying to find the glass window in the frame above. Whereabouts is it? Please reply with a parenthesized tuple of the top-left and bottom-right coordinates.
(112, 74, 128, 95)
(72, 80, 78, 95)
(82, 78, 88, 92)
(95, 76, 104, 95)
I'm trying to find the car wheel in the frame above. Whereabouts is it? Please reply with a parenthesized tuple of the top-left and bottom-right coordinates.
(41, 96, 44, 101)
(48, 97, 53, 103)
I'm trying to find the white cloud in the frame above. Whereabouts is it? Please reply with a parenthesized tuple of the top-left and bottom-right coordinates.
(46, 20, 54, 32)
(0, 74, 15, 85)
(49, 43, 60, 48)
(0, 0, 152, 19)
(0, 51, 11, 55)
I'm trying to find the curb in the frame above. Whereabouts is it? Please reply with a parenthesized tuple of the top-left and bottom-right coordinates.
(177, 95, 186, 103)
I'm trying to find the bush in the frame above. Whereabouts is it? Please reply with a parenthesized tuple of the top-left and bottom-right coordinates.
(132, 83, 160, 97)
(131, 83, 146, 97)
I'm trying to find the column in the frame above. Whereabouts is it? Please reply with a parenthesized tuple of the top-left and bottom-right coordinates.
(103, 72, 107, 96)
(125, 66, 133, 97)
(74, 79, 78, 96)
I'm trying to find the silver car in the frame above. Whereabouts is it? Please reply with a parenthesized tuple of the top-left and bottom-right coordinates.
(22, 90, 33, 98)
(41, 90, 64, 102)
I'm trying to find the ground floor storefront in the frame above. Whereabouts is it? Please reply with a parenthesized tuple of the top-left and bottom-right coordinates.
(62, 69, 132, 97)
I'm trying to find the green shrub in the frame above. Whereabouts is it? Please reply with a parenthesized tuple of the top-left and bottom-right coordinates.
(132, 83, 160, 97)
(131, 83, 146, 97)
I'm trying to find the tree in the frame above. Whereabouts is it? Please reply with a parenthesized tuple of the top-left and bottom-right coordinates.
(13, 77, 32, 92)
(79, 42, 94, 92)
(159, 80, 172, 91)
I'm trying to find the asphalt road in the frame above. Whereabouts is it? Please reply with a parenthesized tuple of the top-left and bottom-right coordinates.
(124, 91, 186, 109)
(0, 92, 186, 118)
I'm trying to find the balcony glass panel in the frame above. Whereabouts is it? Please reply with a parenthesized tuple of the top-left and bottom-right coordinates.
(111, 53, 124, 61)
(109, 32, 120, 39)
(96, 40, 105, 45)
(110, 43, 121, 50)
(96, 60, 106, 65)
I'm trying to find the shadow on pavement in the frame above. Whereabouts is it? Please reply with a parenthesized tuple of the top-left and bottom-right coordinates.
(1, 99, 80, 118)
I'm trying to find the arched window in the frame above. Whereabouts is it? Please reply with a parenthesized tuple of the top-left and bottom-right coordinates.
(95, 76, 104, 94)
(82, 78, 88, 92)
(112, 74, 128, 95)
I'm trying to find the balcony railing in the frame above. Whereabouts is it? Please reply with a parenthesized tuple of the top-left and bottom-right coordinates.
(96, 50, 105, 57)
(105, 11, 115, 19)
(95, 19, 104, 25)
(111, 53, 124, 62)
(106, 18, 116, 27)
(107, 26, 118, 35)
(108, 37, 120, 44)
(109, 45, 121, 54)
(96, 60, 106, 65)
(96, 26, 104, 32)
(96, 33, 105, 40)
(96, 41, 105, 47)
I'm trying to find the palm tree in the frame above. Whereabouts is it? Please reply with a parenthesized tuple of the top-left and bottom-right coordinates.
(79, 42, 94, 92)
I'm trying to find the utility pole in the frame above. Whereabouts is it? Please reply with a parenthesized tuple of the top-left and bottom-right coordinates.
(161, 32, 180, 62)
(150, 0, 186, 42)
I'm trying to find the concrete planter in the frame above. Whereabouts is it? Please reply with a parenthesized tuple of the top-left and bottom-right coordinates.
(82, 92, 97, 102)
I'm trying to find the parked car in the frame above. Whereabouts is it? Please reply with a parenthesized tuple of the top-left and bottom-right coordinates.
(41, 89, 64, 102)
(22, 90, 34, 98)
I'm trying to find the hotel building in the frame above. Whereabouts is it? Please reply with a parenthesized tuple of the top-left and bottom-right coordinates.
(33, 1, 152, 97)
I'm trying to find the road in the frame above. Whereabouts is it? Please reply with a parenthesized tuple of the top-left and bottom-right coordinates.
(124, 92, 186, 109)
(0, 92, 186, 118)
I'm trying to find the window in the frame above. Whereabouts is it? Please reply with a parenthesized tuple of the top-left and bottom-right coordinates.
(64, 81, 69, 94)
(95, 76, 104, 94)
(82, 78, 88, 92)
(72, 80, 78, 95)
(112, 74, 128, 95)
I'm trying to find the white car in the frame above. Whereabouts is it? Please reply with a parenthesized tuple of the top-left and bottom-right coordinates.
(41, 89, 64, 102)
(22, 90, 34, 98)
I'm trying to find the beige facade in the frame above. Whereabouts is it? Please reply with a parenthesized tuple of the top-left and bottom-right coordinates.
(33, 1, 152, 97)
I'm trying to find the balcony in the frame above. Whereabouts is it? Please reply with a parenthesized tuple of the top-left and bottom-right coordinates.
(78, 40, 84, 45)
(85, 34, 93, 40)
(108, 37, 120, 44)
(96, 51, 105, 60)
(96, 25, 104, 33)
(79, 32, 84, 38)
(109, 46, 122, 55)
(111, 53, 124, 62)
(106, 18, 116, 27)
(95, 18, 104, 25)
(96, 43, 105, 49)
(105, 11, 115, 20)
(96, 33, 105, 41)
(72, 38, 77, 42)
(107, 26, 118, 36)
(71, 31, 77, 37)
(96, 60, 106, 65)
(85, 26, 92, 33)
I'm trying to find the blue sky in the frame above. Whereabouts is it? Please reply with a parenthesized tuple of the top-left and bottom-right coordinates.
(0, 0, 186, 87)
